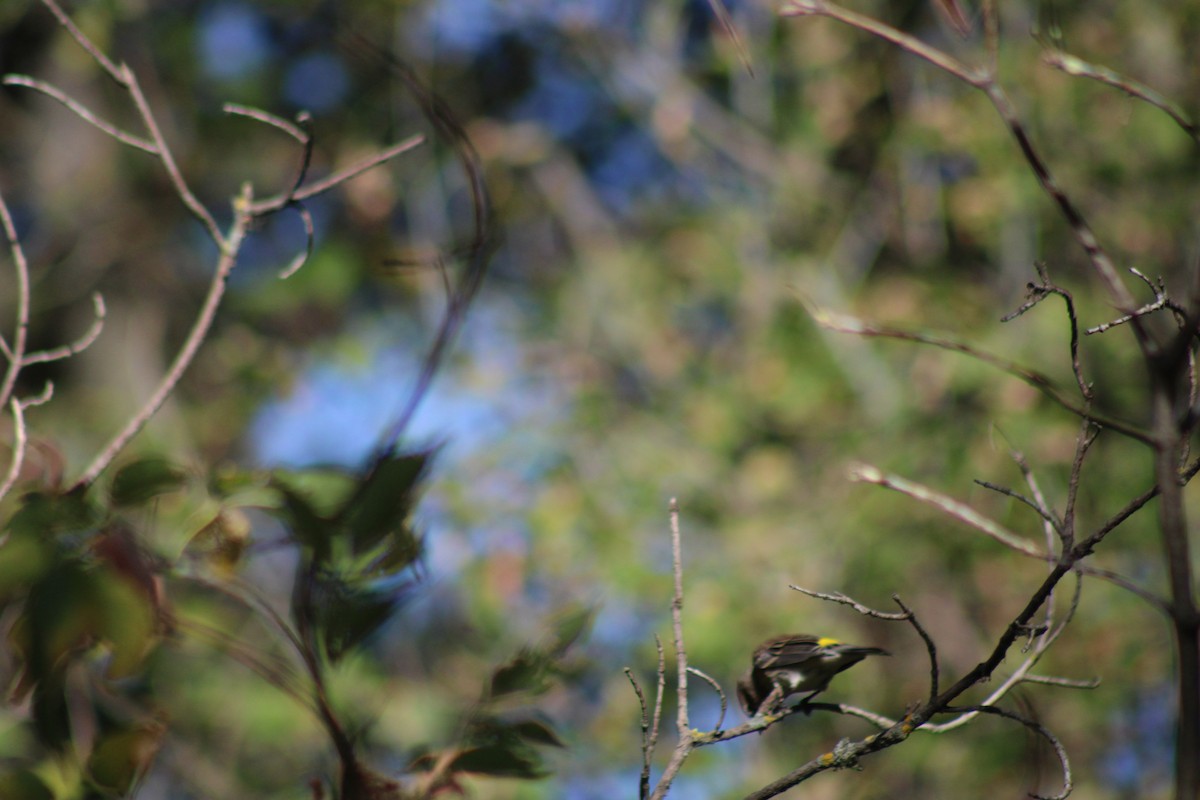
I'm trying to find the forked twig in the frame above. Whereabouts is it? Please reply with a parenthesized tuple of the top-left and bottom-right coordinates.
(686, 666, 727, 732)
(807, 304, 1151, 444)
(1043, 49, 1198, 142)
(849, 464, 1046, 558)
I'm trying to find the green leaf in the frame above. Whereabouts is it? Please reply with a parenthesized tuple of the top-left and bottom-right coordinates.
(489, 649, 549, 698)
(110, 457, 187, 506)
(450, 745, 547, 779)
(455, 714, 561, 778)
(0, 529, 51, 600)
(511, 718, 566, 748)
(274, 484, 334, 562)
(184, 509, 251, 576)
(86, 722, 164, 795)
(307, 572, 404, 662)
(338, 451, 431, 558)
(6, 490, 97, 539)
(93, 570, 159, 678)
(0, 768, 53, 800)
(547, 606, 594, 656)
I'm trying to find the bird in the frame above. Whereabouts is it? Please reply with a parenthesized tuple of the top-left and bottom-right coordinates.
(737, 634, 890, 717)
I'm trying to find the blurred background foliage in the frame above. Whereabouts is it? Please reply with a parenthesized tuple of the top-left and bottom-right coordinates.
(0, 0, 1197, 797)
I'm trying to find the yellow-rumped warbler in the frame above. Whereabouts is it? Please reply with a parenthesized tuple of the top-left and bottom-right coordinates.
(737, 634, 890, 716)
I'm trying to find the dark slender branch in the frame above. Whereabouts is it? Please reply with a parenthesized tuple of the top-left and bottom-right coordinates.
(1061, 419, 1100, 550)
(809, 306, 1152, 444)
(974, 479, 1064, 536)
(624, 668, 652, 800)
(1001, 268, 1092, 400)
(788, 585, 910, 620)
(1043, 49, 1198, 142)
(940, 705, 1072, 800)
(894, 595, 938, 702)
(650, 635, 665, 766)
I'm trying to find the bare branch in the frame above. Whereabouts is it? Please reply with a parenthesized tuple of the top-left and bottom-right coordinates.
(808, 304, 1151, 444)
(121, 65, 224, 245)
(1043, 49, 1198, 142)
(624, 668, 652, 800)
(849, 463, 1047, 558)
(649, 498, 693, 800)
(248, 135, 426, 213)
(1020, 674, 1100, 690)
(788, 585, 909, 620)
(1001, 268, 1092, 400)
(0, 188, 30, 411)
(686, 666, 727, 732)
(276, 203, 315, 280)
(223, 103, 309, 143)
(705, 0, 755, 77)
(974, 479, 1063, 536)
(894, 595, 938, 702)
(782, 0, 1142, 324)
(21, 293, 107, 366)
(780, 1, 982, 85)
(650, 635, 665, 765)
(3, 75, 157, 152)
(0, 398, 29, 500)
(37, 0, 126, 83)
(941, 705, 1072, 800)
(72, 188, 252, 489)
(1061, 419, 1100, 549)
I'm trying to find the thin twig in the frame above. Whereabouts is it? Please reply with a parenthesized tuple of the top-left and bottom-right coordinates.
(1043, 49, 1198, 142)
(0, 396, 31, 499)
(277, 204, 315, 279)
(1020, 674, 1100, 689)
(0, 189, 30, 411)
(780, 1, 983, 84)
(649, 498, 693, 800)
(686, 666, 727, 732)
(1061, 419, 1100, 549)
(705, 0, 755, 77)
(974, 480, 1063, 535)
(849, 463, 1046, 558)
(3, 75, 157, 152)
(981, 0, 998, 75)
(783, 0, 1143, 325)
(38, 0, 125, 83)
(894, 596, 938, 702)
(624, 668, 652, 800)
(808, 304, 1151, 444)
(223, 103, 309, 143)
(787, 585, 909, 620)
(247, 135, 425, 213)
(941, 705, 1072, 800)
(121, 65, 224, 245)
(1001, 268, 1092, 400)
(21, 293, 107, 366)
(650, 635, 665, 766)
(72, 189, 251, 489)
